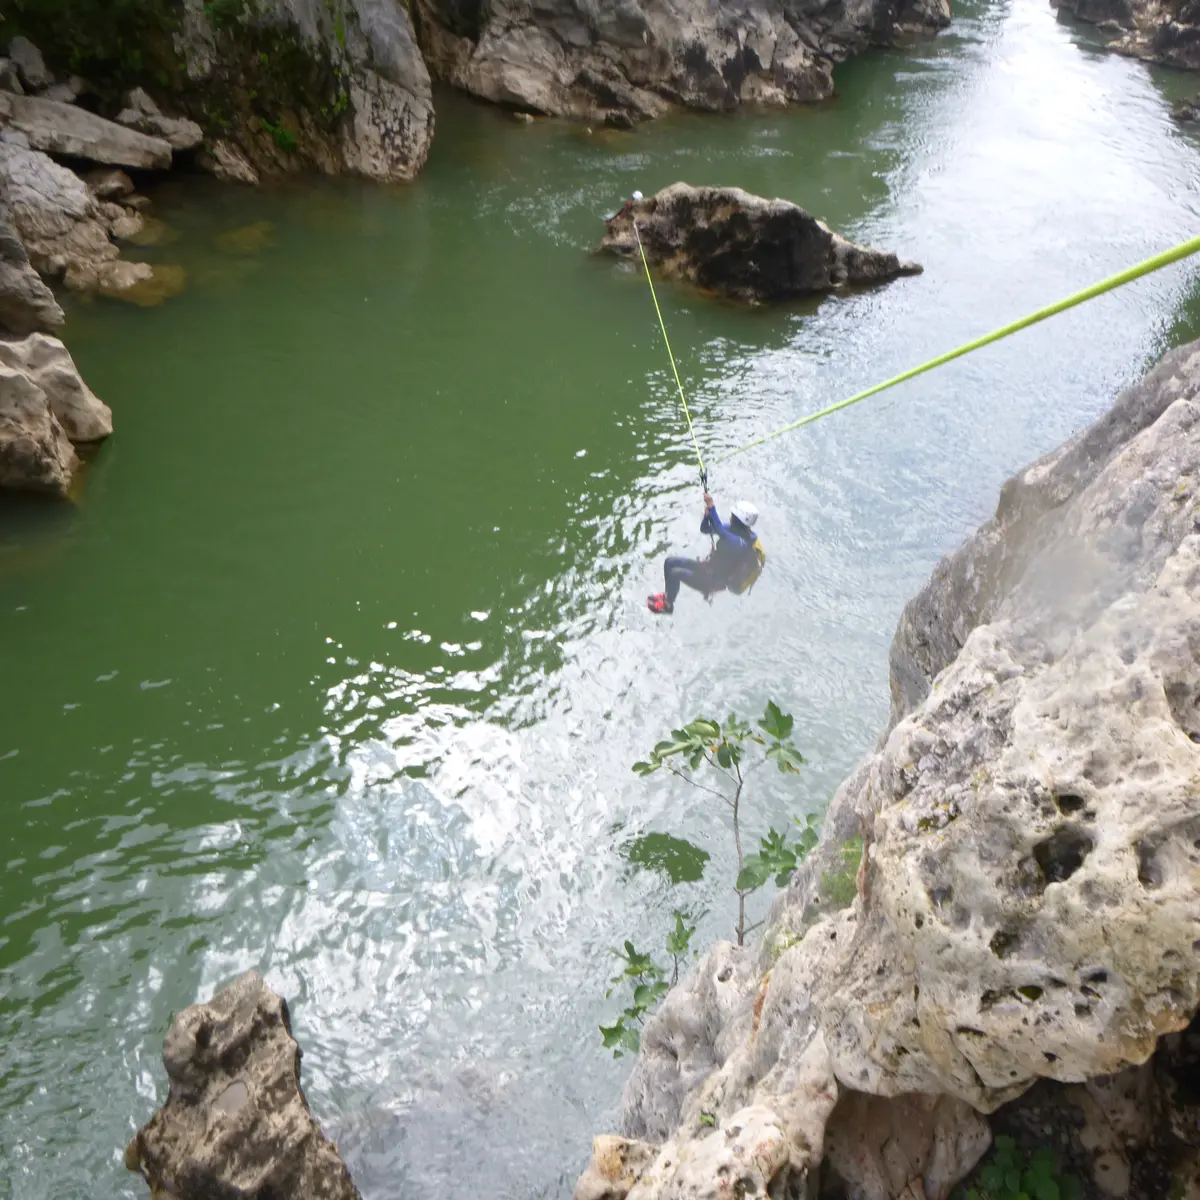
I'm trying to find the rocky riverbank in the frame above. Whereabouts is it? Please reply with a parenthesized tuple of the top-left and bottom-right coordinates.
(1052, 0, 1200, 71)
(577, 339, 1200, 1199)
(413, 0, 950, 126)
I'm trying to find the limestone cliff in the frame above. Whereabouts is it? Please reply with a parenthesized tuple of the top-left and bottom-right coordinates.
(579, 339, 1200, 1199)
(413, 0, 951, 126)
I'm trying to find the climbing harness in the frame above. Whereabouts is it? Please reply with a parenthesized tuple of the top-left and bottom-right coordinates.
(631, 216, 709, 495)
(717, 231, 1200, 463)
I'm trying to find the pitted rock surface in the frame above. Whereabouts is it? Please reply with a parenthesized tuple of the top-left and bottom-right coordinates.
(128, 970, 361, 1200)
(598, 183, 921, 304)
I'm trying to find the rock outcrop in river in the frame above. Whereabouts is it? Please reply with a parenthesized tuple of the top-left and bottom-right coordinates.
(599, 184, 922, 303)
(577, 339, 1200, 1199)
(126, 970, 362, 1200)
(415, 0, 951, 125)
(1052, 0, 1200, 70)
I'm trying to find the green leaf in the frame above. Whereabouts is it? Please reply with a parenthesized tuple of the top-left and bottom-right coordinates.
(599, 1022, 640, 1055)
(632, 760, 658, 776)
(699, 1112, 716, 1128)
(760, 700, 794, 741)
(1059, 1176, 1084, 1200)
(633, 981, 669, 1008)
(666, 911, 696, 957)
(980, 1167, 1004, 1192)
(1033, 1178, 1059, 1200)
(736, 855, 774, 892)
(1006, 1170, 1022, 1193)
(1028, 1149, 1057, 1178)
(716, 743, 733, 769)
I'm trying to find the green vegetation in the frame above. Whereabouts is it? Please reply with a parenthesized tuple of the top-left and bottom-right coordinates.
(2, 0, 351, 146)
(958, 1137, 1084, 1200)
(1, 0, 181, 94)
(601, 703, 823, 1056)
(820, 835, 863, 908)
(600, 913, 695, 1057)
(260, 117, 297, 153)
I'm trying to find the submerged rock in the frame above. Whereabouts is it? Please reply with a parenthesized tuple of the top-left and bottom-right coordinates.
(581, 339, 1200, 1199)
(416, 0, 950, 124)
(127, 970, 361, 1200)
(598, 184, 922, 304)
(0, 91, 173, 170)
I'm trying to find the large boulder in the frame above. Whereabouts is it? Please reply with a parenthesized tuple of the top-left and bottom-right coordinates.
(126, 970, 362, 1200)
(176, 0, 434, 183)
(598, 183, 922, 304)
(0, 196, 63, 335)
(580, 339, 1200, 1200)
(0, 142, 163, 297)
(0, 333, 112, 442)
(0, 356, 79, 496)
(0, 91, 173, 170)
(415, 0, 951, 124)
(1053, 0, 1200, 70)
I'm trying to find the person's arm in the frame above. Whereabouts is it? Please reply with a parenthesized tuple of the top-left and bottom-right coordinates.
(700, 494, 748, 547)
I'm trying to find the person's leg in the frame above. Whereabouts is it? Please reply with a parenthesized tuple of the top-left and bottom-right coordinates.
(664, 557, 707, 606)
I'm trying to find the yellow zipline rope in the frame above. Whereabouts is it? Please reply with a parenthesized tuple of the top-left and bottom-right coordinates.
(717, 231, 1200, 464)
(632, 219, 708, 485)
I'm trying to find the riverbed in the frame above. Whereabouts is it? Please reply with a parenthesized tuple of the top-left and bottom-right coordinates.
(3, 0, 1200, 1195)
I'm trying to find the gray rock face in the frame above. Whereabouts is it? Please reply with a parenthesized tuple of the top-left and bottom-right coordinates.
(1053, 0, 1200, 69)
(7, 37, 52, 93)
(0, 197, 64, 335)
(175, 0, 434, 183)
(0, 91, 174, 170)
(416, 0, 951, 123)
(0, 143, 157, 296)
(0, 356, 78, 495)
(0, 333, 112, 442)
(580, 340, 1200, 1200)
(599, 183, 922, 304)
(116, 87, 204, 152)
(0, 58, 24, 96)
(126, 970, 362, 1200)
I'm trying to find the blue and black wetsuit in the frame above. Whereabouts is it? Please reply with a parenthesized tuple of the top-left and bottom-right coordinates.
(664, 506, 757, 605)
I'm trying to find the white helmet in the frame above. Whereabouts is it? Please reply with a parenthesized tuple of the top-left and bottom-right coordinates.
(730, 499, 758, 528)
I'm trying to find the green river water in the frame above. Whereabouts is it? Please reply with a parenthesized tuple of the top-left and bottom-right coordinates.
(4, 1, 1200, 1195)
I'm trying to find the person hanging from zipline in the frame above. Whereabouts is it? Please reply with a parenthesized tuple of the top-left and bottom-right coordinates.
(648, 492, 766, 615)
